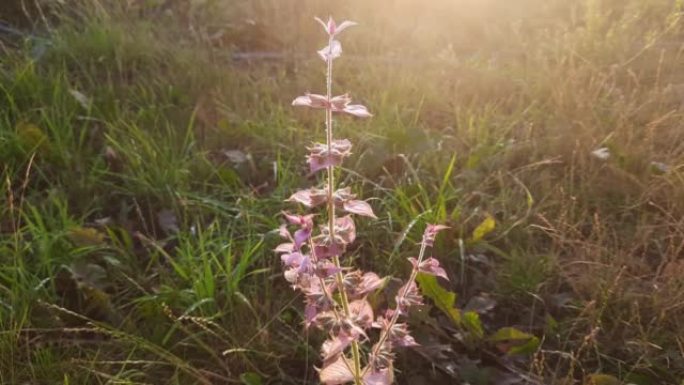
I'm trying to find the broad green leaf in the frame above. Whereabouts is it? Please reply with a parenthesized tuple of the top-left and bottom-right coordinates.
(462, 311, 484, 338)
(508, 336, 540, 355)
(585, 374, 620, 385)
(490, 327, 540, 355)
(240, 372, 263, 385)
(471, 216, 496, 242)
(489, 327, 534, 342)
(416, 272, 461, 325)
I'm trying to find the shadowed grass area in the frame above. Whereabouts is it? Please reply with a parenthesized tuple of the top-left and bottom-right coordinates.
(1, 0, 683, 384)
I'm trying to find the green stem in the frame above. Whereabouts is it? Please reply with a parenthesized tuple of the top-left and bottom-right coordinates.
(324, 34, 363, 385)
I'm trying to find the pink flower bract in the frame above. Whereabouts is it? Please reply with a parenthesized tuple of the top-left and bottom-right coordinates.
(314, 16, 358, 37)
(408, 257, 449, 281)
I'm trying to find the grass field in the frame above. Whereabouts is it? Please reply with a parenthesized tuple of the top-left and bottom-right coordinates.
(1, 0, 684, 384)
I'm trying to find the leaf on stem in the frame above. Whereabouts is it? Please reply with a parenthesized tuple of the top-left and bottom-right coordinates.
(292, 93, 328, 109)
(462, 311, 484, 338)
(415, 273, 460, 324)
(288, 188, 328, 208)
(489, 327, 540, 355)
(292, 92, 372, 118)
(342, 104, 372, 118)
(343, 199, 377, 218)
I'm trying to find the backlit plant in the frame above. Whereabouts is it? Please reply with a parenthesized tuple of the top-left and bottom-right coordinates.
(275, 17, 449, 385)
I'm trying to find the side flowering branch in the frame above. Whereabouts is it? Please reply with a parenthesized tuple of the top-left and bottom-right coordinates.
(364, 225, 449, 378)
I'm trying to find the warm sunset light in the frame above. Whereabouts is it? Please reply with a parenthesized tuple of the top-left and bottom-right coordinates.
(1, 1, 683, 384)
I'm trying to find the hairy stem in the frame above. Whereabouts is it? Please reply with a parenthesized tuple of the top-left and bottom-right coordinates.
(324, 34, 363, 385)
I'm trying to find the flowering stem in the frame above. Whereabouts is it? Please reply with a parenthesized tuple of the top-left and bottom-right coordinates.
(324, 34, 363, 385)
(364, 239, 429, 375)
(308, 239, 341, 322)
(308, 239, 361, 378)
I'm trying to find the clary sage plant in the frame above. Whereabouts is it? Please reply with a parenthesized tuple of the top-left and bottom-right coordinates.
(276, 17, 448, 385)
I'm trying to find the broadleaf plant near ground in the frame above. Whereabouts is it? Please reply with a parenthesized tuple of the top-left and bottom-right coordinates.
(275, 17, 449, 385)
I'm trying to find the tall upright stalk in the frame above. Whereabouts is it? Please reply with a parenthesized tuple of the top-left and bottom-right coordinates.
(322, 32, 363, 385)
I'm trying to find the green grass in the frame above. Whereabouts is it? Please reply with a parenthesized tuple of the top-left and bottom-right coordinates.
(1, 0, 684, 384)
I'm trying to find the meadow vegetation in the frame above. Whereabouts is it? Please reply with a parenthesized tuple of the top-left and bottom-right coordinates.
(1, 0, 683, 384)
